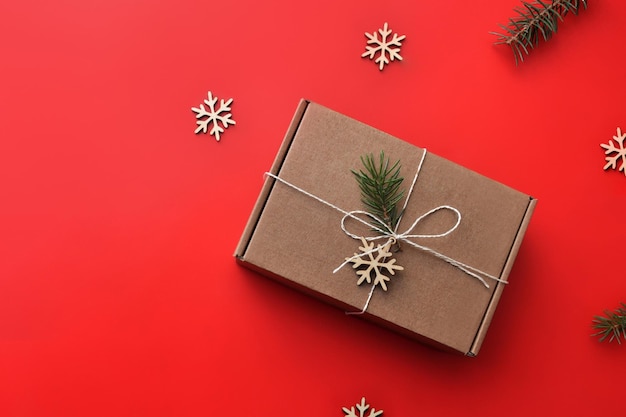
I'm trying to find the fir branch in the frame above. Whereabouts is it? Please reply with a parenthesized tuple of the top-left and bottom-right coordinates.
(352, 151, 404, 235)
(592, 302, 626, 344)
(491, 0, 588, 65)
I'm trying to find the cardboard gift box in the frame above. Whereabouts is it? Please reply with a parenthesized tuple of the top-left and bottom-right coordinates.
(235, 100, 536, 356)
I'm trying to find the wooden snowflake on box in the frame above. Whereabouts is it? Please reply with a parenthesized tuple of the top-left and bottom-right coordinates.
(191, 91, 236, 141)
(343, 397, 383, 417)
(601, 127, 626, 175)
(346, 237, 404, 291)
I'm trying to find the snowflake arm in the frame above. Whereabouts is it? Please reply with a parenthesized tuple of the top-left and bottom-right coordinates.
(343, 397, 383, 417)
(361, 22, 406, 71)
(346, 237, 404, 291)
(191, 91, 236, 141)
(600, 127, 626, 175)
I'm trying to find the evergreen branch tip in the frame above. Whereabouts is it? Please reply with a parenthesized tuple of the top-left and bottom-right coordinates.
(592, 302, 626, 344)
(352, 151, 404, 235)
(491, 0, 588, 65)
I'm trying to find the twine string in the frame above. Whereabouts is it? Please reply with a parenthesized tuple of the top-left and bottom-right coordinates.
(345, 282, 378, 316)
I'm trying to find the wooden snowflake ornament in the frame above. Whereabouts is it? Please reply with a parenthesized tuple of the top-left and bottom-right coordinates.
(601, 127, 626, 175)
(346, 237, 404, 291)
(343, 397, 383, 417)
(191, 91, 236, 141)
(362, 22, 405, 70)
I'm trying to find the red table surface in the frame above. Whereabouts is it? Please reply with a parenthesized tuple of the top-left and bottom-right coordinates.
(1, 1, 625, 416)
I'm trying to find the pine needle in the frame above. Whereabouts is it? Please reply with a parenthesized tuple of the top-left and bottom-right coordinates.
(491, 0, 588, 65)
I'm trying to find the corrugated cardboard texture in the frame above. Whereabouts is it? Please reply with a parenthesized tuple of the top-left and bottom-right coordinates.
(236, 100, 535, 355)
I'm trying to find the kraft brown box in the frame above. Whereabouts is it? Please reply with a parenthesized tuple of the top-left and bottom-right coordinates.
(235, 100, 536, 356)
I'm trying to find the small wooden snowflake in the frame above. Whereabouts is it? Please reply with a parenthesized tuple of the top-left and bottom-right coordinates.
(343, 397, 383, 417)
(361, 22, 406, 71)
(346, 237, 404, 291)
(601, 127, 626, 175)
(191, 91, 236, 141)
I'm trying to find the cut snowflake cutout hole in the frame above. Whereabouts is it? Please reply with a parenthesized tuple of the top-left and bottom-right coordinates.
(343, 397, 383, 417)
(601, 127, 626, 175)
(361, 22, 406, 70)
(346, 237, 404, 292)
(191, 91, 236, 141)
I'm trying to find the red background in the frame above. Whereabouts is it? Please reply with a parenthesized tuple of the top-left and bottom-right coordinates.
(1, 1, 625, 415)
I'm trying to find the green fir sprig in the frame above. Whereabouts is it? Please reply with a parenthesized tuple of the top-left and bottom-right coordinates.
(491, 0, 588, 65)
(592, 302, 626, 344)
(352, 151, 404, 235)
